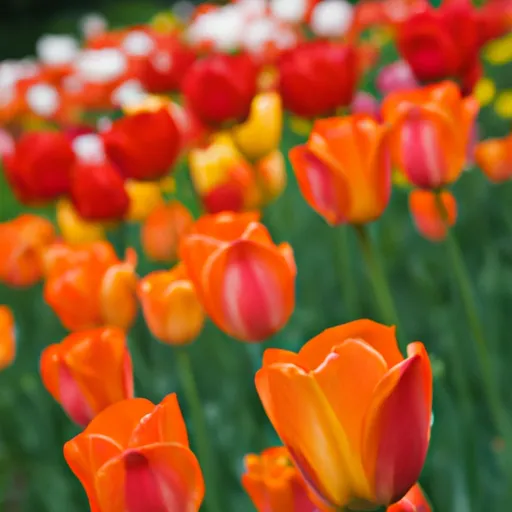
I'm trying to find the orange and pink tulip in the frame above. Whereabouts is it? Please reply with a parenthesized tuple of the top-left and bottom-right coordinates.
(40, 327, 133, 426)
(180, 212, 296, 342)
(64, 394, 204, 512)
(255, 319, 432, 509)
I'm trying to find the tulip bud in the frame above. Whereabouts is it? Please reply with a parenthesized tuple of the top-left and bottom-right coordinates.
(475, 133, 512, 183)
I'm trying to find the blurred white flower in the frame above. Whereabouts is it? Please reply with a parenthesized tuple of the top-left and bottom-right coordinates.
(270, 0, 307, 23)
(242, 16, 297, 54)
(111, 79, 148, 108)
(75, 49, 127, 84)
(72, 134, 106, 164)
(80, 13, 108, 40)
(36, 35, 79, 67)
(310, 0, 354, 37)
(238, 0, 268, 19)
(121, 30, 155, 57)
(151, 51, 174, 74)
(97, 116, 113, 133)
(26, 83, 60, 117)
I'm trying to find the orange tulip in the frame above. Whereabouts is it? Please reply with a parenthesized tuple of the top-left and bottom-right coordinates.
(0, 305, 16, 370)
(64, 394, 204, 512)
(0, 214, 56, 287)
(43, 241, 137, 331)
(141, 201, 194, 262)
(409, 189, 457, 242)
(387, 484, 431, 512)
(255, 319, 432, 509)
(40, 327, 133, 426)
(382, 81, 479, 189)
(474, 132, 512, 183)
(289, 114, 391, 225)
(242, 446, 317, 512)
(138, 263, 205, 345)
(180, 212, 296, 342)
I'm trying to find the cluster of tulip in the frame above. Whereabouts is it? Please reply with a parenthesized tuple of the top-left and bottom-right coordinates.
(1, 0, 512, 510)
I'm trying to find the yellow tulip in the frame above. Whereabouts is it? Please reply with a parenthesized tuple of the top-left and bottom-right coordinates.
(125, 180, 163, 222)
(57, 200, 106, 244)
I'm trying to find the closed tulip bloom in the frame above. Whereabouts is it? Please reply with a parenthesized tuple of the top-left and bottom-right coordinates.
(0, 305, 16, 371)
(388, 484, 431, 512)
(138, 263, 204, 345)
(289, 115, 391, 225)
(382, 81, 479, 189)
(3, 131, 75, 203)
(474, 133, 512, 183)
(278, 41, 359, 118)
(242, 447, 317, 512)
(64, 394, 204, 512)
(125, 180, 163, 221)
(232, 92, 282, 161)
(141, 201, 194, 262)
(56, 199, 106, 244)
(0, 214, 56, 287)
(182, 53, 258, 126)
(70, 160, 130, 221)
(409, 189, 457, 242)
(44, 241, 137, 331)
(255, 319, 432, 509)
(102, 106, 181, 181)
(180, 212, 296, 342)
(40, 327, 133, 426)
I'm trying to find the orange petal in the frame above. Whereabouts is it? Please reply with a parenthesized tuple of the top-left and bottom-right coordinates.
(263, 348, 304, 368)
(241, 221, 275, 246)
(289, 145, 349, 225)
(129, 393, 189, 448)
(40, 343, 63, 402)
(387, 483, 432, 512)
(475, 136, 512, 183)
(188, 211, 261, 240)
(299, 319, 403, 371)
(0, 305, 15, 370)
(95, 442, 205, 512)
(204, 239, 295, 341)
(362, 354, 432, 504)
(255, 364, 364, 508)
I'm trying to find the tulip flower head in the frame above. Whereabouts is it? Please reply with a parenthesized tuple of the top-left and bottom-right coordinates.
(474, 132, 512, 183)
(64, 394, 204, 511)
(0, 214, 56, 287)
(44, 241, 138, 331)
(0, 305, 16, 370)
(289, 114, 391, 225)
(242, 446, 317, 512)
(388, 483, 432, 512)
(383, 81, 479, 189)
(56, 199, 106, 244)
(138, 262, 205, 345)
(40, 327, 133, 426)
(180, 211, 296, 342)
(256, 319, 432, 509)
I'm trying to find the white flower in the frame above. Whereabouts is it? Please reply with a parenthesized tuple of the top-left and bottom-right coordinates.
(121, 30, 155, 57)
(75, 49, 127, 84)
(111, 79, 148, 108)
(72, 134, 106, 164)
(36, 35, 79, 66)
(26, 83, 60, 117)
(80, 13, 108, 40)
(269, 0, 307, 23)
(310, 0, 354, 37)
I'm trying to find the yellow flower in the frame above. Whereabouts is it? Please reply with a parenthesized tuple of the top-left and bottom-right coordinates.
(125, 180, 163, 222)
(494, 91, 512, 119)
(474, 78, 496, 107)
(484, 33, 512, 65)
(57, 200, 105, 244)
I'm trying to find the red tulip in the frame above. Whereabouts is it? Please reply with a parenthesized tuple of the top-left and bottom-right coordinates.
(3, 131, 75, 203)
(278, 41, 359, 118)
(102, 107, 181, 181)
(70, 160, 130, 221)
(182, 53, 258, 126)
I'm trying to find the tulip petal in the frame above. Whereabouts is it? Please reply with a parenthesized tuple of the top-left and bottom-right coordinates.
(129, 393, 189, 448)
(204, 239, 295, 341)
(40, 344, 62, 402)
(289, 145, 349, 225)
(256, 364, 364, 507)
(263, 348, 304, 367)
(299, 319, 402, 370)
(362, 354, 432, 504)
(0, 305, 15, 370)
(95, 442, 205, 512)
(188, 211, 261, 240)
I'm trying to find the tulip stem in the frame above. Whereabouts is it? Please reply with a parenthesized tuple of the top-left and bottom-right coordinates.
(354, 224, 405, 342)
(336, 226, 359, 320)
(175, 348, 223, 512)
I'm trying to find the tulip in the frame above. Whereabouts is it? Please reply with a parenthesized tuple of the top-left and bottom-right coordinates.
(376, 61, 419, 96)
(64, 394, 204, 512)
(138, 263, 205, 345)
(56, 199, 106, 244)
(289, 114, 391, 225)
(251, 150, 287, 209)
(278, 41, 359, 118)
(409, 189, 457, 242)
(3, 131, 75, 203)
(125, 180, 163, 221)
(180, 212, 296, 342)
(232, 92, 282, 161)
(255, 319, 432, 509)
(141, 201, 194, 262)
(182, 52, 258, 126)
(40, 327, 133, 426)
(0, 305, 16, 370)
(382, 81, 479, 189)
(388, 484, 432, 512)
(351, 91, 381, 120)
(102, 106, 181, 181)
(70, 160, 130, 221)
(474, 132, 512, 183)
(0, 214, 56, 287)
(242, 446, 317, 512)
(44, 241, 138, 331)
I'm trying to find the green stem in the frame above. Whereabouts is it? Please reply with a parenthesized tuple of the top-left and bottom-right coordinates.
(354, 224, 405, 342)
(336, 226, 359, 320)
(175, 348, 223, 512)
